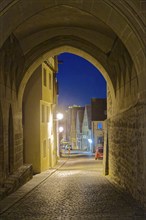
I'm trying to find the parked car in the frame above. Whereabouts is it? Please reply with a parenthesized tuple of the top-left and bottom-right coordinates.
(95, 147, 103, 159)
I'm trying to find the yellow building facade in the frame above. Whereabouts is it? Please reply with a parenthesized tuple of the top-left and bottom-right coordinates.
(23, 57, 58, 174)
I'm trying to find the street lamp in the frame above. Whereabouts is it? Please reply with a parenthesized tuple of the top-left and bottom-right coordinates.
(56, 113, 63, 120)
(58, 126, 64, 133)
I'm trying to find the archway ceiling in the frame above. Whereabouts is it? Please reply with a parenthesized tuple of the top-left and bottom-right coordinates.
(13, 5, 117, 55)
(1, 0, 145, 97)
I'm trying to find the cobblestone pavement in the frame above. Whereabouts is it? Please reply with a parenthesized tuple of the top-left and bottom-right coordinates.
(0, 155, 145, 220)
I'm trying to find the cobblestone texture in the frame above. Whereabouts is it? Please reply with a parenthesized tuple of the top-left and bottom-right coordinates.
(0, 155, 145, 220)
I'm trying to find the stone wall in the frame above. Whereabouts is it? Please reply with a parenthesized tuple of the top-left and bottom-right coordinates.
(14, 133, 23, 170)
(0, 164, 33, 200)
(0, 35, 29, 185)
(108, 103, 146, 207)
(0, 104, 4, 184)
(107, 39, 138, 115)
(107, 86, 112, 118)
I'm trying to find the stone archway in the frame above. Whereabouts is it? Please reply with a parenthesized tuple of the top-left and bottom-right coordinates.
(8, 105, 14, 174)
(0, 0, 145, 208)
(0, 103, 4, 184)
(0, 1, 145, 98)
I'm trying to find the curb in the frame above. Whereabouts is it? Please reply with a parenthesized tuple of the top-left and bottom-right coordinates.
(0, 159, 67, 215)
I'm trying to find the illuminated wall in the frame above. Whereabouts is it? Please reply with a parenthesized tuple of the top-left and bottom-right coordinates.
(23, 58, 57, 173)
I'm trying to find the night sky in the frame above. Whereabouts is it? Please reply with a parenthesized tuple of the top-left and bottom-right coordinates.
(57, 53, 106, 108)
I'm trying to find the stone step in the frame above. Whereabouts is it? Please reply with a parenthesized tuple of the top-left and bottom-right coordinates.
(0, 164, 33, 201)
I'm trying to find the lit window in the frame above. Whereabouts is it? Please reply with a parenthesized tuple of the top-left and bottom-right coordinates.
(43, 68, 47, 87)
(97, 122, 102, 129)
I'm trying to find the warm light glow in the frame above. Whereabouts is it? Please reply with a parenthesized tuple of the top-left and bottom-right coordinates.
(47, 121, 52, 137)
(88, 139, 92, 143)
(56, 113, 63, 120)
(58, 126, 64, 132)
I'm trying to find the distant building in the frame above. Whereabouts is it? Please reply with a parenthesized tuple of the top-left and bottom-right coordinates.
(23, 57, 58, 173)
(63, 99, 107, 153)
(82, 105, 92, 151)
(76, 107, 85, 149)
(65, 105, 84, 149)
(91, 98, 107, 152)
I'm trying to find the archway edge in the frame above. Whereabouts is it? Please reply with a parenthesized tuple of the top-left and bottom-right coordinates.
(1, 1, 144, 50)
(18, 45, 115, 108)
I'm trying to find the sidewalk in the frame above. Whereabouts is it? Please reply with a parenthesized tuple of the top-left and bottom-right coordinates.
(0, 158, 67, 215)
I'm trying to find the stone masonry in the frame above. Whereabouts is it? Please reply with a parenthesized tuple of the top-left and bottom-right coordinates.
(0, 0, 145, 209)
(108, 103, 146, 207)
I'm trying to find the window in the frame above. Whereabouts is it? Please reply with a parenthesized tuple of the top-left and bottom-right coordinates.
(46, 106, 50, 122)
(43, 68, 47, 86)
(97, 122, 102, 129)
(43, 140, 46, 158)
(42, 105, 45, 122)
(97, 136, 103, 144)
(49, 73, 51, 89)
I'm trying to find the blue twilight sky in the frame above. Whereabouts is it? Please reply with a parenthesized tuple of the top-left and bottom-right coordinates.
(57, 53, 106, 108)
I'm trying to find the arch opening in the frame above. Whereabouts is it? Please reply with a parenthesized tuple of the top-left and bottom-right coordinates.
(18, 45, 115, 110)
(21, 47, 109, 173)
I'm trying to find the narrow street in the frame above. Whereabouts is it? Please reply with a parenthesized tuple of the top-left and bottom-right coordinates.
(0, 152, 145, 220)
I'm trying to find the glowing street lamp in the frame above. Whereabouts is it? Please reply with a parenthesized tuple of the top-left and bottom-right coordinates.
(56, 113, 63, 120)
(58, 126, 64, 133)
(88, 139, 92, 144)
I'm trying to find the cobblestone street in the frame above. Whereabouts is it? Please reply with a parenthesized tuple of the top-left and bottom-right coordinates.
(0, 154, 145, 220)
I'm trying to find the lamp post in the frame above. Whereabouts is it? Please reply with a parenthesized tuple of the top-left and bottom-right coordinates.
(56, 113, 64, 158)
(58, 126, 64, 156)
(88, 138, 92, 152)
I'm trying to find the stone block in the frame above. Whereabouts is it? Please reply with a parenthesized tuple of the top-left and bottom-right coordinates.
(0, 164, 33, 201)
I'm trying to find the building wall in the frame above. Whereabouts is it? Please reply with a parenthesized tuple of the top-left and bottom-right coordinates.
(40, 101, 52, 171)
(76, 108, 84, 149)
(23, 59, 57, 174)
(92, 121, 105, 152)
(70, 108, 77, 148)
(23, 66, 41, 173)
(41, 59, 54, 170)
(76, 114, 82, 150)
(67, 106, 83, 149)
(42, 60, 53, 103)
(91, 98, 107, 121)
